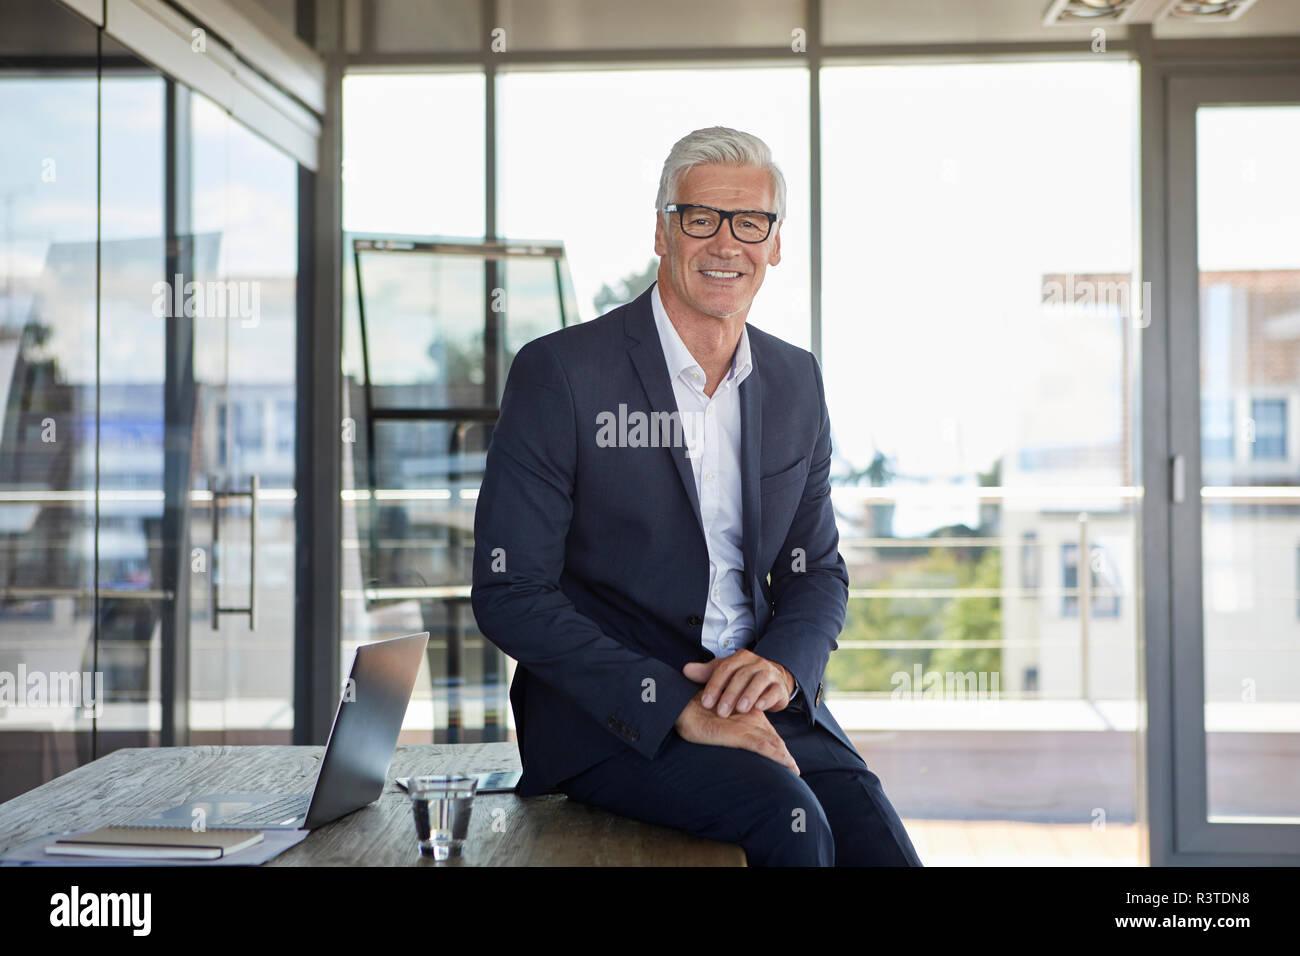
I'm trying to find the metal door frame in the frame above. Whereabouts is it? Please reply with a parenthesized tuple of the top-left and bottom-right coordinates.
(1149, 68, 1300, 863)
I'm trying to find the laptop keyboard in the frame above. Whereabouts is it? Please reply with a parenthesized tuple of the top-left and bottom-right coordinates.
(221, 794, 311, 826)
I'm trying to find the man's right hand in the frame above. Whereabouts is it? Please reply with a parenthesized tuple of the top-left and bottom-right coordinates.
(673, 689, 801, 775)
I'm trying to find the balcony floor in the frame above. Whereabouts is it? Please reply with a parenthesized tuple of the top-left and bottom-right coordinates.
(904, 819, 1142, 866)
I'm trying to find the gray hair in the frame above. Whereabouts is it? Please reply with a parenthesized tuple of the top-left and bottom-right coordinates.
(655, 126, 787, 222)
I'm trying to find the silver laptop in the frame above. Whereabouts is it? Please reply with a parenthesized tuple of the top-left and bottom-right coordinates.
(131, 632, 429, 831)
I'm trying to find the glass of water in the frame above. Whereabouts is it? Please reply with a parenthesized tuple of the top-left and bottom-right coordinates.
(409, 774, 478, 860)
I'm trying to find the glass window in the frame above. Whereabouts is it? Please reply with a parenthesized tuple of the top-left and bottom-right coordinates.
(1019, 531, 1040, 590)
(1250, 397, 1287, 460)
(1061, 543, 1080, 618)
(354, 247, 487, 408)
(234, 401, 265, 453)
(821, 60, 1141, 863)
(342, 73, 485, 238)
(1061, 542, 1121, 619)
(1196, 105, 1300, 823)
(822, 58, 1137, 672)
(498, 67, 811, 350)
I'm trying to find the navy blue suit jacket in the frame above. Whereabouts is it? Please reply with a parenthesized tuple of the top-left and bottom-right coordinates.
(471, 281, 854, 797)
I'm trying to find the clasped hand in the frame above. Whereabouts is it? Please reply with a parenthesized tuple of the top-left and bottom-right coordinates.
(672, 650, 800, 775)
(682, 649, 794, 716)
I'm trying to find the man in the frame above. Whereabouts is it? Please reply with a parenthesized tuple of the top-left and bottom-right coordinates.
(471, 126, 920, 866)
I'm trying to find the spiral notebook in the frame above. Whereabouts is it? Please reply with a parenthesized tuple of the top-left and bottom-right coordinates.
(43, 826, 264, 860)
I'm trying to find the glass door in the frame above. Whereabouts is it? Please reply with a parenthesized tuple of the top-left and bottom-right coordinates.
(0, 1, 302, 802)
(187, 93, 299, 745)
(1167, 73, 1300, 859)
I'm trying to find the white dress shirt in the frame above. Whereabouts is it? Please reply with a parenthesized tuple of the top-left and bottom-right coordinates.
(650, 280, 754, 660)
(650, 284, 798, 704)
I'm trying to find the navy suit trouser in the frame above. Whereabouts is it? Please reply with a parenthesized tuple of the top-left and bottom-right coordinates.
(557, 706, 923, 867)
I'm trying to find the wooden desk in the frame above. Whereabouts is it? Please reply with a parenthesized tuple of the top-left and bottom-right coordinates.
(0, 743, 746, 866)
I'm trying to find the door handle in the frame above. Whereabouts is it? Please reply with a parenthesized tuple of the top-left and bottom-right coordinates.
(1170, 453, 1186, 505)
(210, 474, 259, 630)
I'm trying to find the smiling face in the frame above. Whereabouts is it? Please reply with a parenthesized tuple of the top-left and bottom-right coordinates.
(654, 163, 782, 322)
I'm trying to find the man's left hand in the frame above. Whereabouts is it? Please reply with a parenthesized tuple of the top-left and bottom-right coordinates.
(683, 650, 794, 717)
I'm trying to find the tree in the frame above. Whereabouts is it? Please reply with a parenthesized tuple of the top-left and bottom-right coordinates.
(825, 542, 1003, 693)
(593, 258, 659, 316)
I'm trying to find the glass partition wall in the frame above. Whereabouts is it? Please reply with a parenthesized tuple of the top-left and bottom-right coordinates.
(0, 0, 302, 800)
(0, 0, 103, 799)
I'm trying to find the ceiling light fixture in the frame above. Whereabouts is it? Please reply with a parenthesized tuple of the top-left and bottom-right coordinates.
(1042, 0, 1143, 25)
(1159, 0, 1260, 20)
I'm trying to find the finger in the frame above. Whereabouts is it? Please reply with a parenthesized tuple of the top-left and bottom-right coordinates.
(732, 669, 777, 715)
(682, 660, 717, 684)
(716, 665, 763, 717)
(752, 683, 786, 713)
(701, 659, 739, 709)
(777, 736, 801, 775)
(748, 727, 799, 775)
(728, 659, 787, 714)
(700, 650, 760, 707)
(741, 668, 790, 713)
(763, 718, 800, 775)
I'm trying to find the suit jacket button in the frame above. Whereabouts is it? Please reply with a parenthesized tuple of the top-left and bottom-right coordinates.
(686, 615, 703, 627)
(814, 682, 824, 708)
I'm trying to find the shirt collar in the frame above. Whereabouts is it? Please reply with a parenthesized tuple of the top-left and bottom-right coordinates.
(650, 282, 753, 389)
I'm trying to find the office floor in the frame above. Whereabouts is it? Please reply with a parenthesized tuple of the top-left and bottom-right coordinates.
(902, 819, 1142, 866)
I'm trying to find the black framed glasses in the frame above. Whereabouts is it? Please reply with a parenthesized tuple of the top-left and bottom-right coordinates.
(663, 203, 778, 243)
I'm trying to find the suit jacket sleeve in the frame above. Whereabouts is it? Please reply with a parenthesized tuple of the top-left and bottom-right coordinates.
(470, 338, 700, 760)
(753, 352, 849, 725)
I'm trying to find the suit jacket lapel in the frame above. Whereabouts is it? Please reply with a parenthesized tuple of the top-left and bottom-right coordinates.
(625, 287, 704, 531)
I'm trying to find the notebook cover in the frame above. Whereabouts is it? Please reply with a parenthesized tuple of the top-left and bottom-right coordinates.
(44, 826, 265, 859)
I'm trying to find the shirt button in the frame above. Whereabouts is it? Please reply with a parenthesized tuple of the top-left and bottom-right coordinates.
(712, 588, 720, 599)
(705, 473, 714, 482)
